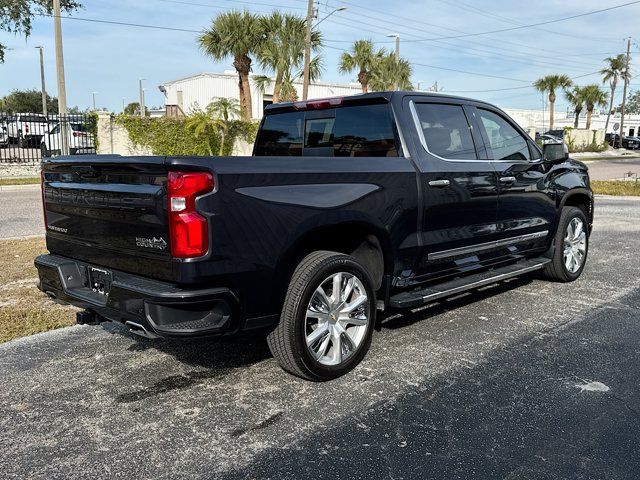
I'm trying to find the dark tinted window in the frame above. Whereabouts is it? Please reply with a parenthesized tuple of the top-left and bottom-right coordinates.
(20, 115, 48, 123)
(413, 103, 477, 160)
(477, 109, 530, 161)
(254, 104, 398, 157)
(71, 123, 87, 132)
(255, 111, 304, 156)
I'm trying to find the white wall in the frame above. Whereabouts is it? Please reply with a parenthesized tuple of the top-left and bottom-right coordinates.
(161, 72, 362, 119)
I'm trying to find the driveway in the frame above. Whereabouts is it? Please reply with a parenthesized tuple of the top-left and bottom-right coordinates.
(0, 184, 43, 238)
(1, 196, 639, 479)
(585, 157, 640, 180)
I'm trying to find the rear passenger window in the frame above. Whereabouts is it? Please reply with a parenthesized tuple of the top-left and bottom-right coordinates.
(413, 103, 477, 160)
(255, 111, 304, 156)
(477, 109, 530, 161)
(332, 104, 398, 157)
(254, 104, 398, 157)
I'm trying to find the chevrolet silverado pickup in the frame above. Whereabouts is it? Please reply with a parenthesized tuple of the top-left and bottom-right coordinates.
(35, 91, 593, 381)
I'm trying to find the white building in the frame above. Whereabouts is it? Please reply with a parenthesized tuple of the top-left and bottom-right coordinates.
(159, 72, 362, 119)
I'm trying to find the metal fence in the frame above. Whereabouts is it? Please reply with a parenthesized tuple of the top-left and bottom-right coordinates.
(0, 113, 97, 165)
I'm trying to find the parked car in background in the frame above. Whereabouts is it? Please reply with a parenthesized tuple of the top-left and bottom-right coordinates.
(605, 133, 639, 149)
(537, 134, 563, 145)
(544, 129, 565, 140)
(6, 113, 49, 147)
(41, 122, 96, 157)
(36, 91, 593, 381)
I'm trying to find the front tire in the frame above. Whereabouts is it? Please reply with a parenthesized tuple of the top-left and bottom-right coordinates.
(543, 206, 589, 282)
(267, 251, 376, 381)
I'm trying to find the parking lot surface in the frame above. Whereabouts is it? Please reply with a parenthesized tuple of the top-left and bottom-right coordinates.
(1, 197, 639, 479)
(0, 184, 43, 238)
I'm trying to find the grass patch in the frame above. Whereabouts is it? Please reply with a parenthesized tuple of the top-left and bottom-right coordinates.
(0, 237, 76, 343)
(0, 177, 40, 186)
(592, 180, 640, 196)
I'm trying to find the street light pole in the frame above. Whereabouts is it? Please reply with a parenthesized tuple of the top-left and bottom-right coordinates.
(302, 0, 314, 101)
(387, 33, 400, 90)
(53, 0, 69, 154)
(92, 92, 97, 111)
(302, 4, 346, 100)
(35, 46, 47, 117)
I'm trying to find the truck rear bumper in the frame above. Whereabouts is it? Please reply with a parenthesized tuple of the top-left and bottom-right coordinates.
(35, 254, 240, 337)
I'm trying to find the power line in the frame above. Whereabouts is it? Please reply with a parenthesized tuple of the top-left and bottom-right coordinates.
(324, 1, 640, 43)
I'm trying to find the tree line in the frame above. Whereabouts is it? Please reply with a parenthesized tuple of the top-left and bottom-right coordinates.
(198, 11, 412, 119)
(534, 54, 630, 131)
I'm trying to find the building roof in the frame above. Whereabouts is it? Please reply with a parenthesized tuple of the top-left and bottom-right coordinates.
(160, 72, 361, 89)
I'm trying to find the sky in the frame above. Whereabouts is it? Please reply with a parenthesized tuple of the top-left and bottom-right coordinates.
(1, 0, 640, 113)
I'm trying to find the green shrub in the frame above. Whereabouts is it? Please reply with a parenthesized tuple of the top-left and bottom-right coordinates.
(115, 115, 258, 156)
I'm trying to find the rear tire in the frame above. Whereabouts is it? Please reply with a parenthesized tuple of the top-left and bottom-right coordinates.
(40, 143, 51, 158)
(543, 206, 589, 282)
(267, 251, 376, 381)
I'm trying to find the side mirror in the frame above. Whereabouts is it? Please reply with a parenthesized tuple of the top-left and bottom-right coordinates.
(543, 142, 569, 164)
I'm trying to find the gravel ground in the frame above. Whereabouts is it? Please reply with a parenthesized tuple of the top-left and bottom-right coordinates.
(0, 197, 639, 479)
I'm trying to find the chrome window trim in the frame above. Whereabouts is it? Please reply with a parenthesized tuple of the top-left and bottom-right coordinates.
(427, 230, 549, 261)
(410, 100, 538, 164)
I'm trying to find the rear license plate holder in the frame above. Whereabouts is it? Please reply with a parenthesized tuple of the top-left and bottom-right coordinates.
(88, 267, 112, 296)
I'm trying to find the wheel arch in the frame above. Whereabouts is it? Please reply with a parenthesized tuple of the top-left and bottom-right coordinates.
(559, 188, 594, 227)
(275, 220, 393, 296)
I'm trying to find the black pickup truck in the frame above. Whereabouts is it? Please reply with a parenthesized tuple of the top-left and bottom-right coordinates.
(36, 92, 593, 381)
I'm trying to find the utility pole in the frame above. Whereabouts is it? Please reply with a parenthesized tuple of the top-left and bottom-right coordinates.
(302, 0, 314, 100)
(35, 46, 47, 117)
(387, 33, 400, 90)
(619, 37, 632, 148)
(92, 92, 97, 110)
(139, 78, 146, 116)
(53, 0, 69, 154)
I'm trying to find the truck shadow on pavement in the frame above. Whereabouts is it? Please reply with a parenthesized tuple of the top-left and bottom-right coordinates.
(107, 275, 536, 404)
(218, 286, 640, 480)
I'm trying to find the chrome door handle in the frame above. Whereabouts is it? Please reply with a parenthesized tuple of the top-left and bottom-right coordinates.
(428, 179, 450, 188)
(499, 176, 516, 183)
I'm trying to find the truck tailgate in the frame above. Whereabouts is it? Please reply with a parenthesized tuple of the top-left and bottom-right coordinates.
(42, 155, 174, 281)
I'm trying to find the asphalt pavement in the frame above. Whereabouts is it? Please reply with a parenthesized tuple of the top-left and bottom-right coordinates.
(0, 184, 43, 238)
(585, 157, 640, 180)
(1, 196, 639, 479)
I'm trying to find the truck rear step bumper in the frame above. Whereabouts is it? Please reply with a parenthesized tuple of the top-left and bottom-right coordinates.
(35, 254, 239, 337)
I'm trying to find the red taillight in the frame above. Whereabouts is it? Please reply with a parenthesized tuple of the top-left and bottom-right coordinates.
(293, 97, 343, 110)
(167, 171, 215, 258)
(73, 131, 79, 137)
(24, 123, 29, 133)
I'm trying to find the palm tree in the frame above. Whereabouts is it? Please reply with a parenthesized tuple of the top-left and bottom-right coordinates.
(565, 86, 584, 128)
(257, 12, 322, 103)
(533, 74, 573, 130)
(198, 11, 263, 120)
(207, 97, 241, 155)
(254, 53, 324, 103)
(369, 54, 413, 91)
(339, 39, 386, 93)
(580, 84, 609, 130)
(601, 54, 628, 133)
(185, 112, 223, 156)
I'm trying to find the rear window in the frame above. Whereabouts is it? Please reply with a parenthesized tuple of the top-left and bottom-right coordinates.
(70, 123, 88, 132)
(19, 115, 47, 123)
(255, 104, 398, 157)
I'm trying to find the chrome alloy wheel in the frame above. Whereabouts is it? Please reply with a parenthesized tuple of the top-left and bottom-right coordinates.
(305, 272, 370, 366)
(563, 217, 587, 274)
